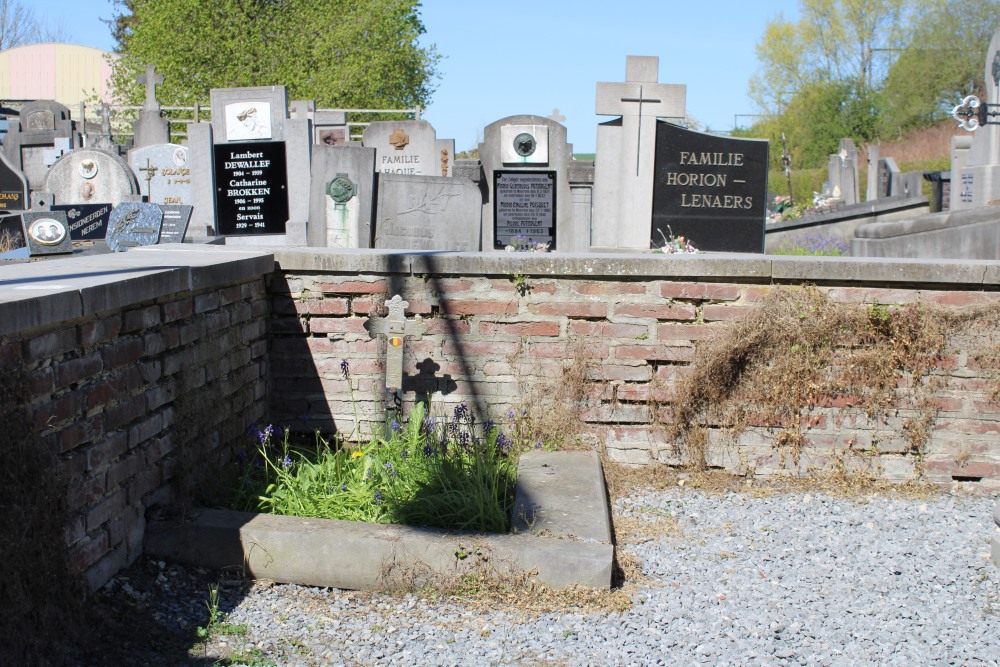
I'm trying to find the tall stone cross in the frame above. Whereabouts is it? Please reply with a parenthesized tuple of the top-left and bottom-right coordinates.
(592, 56, 686, 249)
(137, 64, 165, 112)
(364, 295, 427, 393)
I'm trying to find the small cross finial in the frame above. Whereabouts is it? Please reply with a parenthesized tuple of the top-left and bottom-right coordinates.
(137, 64, 165, 111)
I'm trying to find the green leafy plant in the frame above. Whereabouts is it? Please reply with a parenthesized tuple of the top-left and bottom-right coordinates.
(231, 377, 546, 532)
(509, 273, 531, 296)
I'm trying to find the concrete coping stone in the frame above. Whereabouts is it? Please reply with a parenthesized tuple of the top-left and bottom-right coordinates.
(145, 451, 615, 590)
(855, 204, 1000, 239)
(0, 244, 274, 337)
(767, 195, 928, 234)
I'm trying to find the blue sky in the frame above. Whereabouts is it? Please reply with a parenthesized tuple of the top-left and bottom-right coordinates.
(33, 0, 801, 153)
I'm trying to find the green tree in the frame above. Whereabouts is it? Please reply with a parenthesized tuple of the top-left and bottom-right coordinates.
(108, 0, 439, 110)
(879, 0, 1000, 137)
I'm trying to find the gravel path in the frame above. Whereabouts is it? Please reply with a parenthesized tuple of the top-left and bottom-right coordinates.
(86, 488, 1000, 666)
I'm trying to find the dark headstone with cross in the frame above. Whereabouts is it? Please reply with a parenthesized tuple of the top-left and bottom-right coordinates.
(133, 64, 170, 147)
(592, 56, 687, 249)
(364, 295, 428, 417)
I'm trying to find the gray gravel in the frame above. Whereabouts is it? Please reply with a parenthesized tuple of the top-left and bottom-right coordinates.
(99, 488, 1000, 666)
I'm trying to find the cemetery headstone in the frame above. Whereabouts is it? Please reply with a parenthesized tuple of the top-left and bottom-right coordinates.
(213, 141, 288, 235)
(105, 202, 164, 251)
(0, 151, 28, 212)
(363, 120, 447, 176)
(951, 26, 1000, 210)
(51, 203, 113, 241)
(0, 212, 25, 249)
(42, 148, 140, 207)
(308, 145, 376, 247)
(951, 135, 974, 210)
(314, 109, 348, 146)
(87, 103, 120, 154)
(211, 86, 288, 142)
(22, 210, 73, 255)
(158, 205, 193, 243)
(866, 144, 879, 201)
(132, 64, 170, 147)
(2, 100, 81, 192)
(479, 115, 581, 251)
(592, 56, 686, 249)
(651, 121, 769, 253)
(129, 144, 192, 206)
(374, 173, 481, 251)
(827, 139, 859, 205)
(877, 157, 900, 198)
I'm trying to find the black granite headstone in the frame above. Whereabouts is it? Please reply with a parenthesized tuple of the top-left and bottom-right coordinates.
(23, 211, 73, 255)
(0, 151, 27, 212)
(53, 203, 113, 241)
(0, 212, 25, 249)
(158, 204, 193, 243)
(652, 122, 768, 253)
(493, 170, 557, 250)
(213, 140, 289, 235)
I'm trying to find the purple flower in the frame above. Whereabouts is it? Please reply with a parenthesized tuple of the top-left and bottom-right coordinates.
(391, 419, 401, 434)
(453, 403, 469, 421)
(281, 455, 292, 467)
(482, 419, 495, 434)
(506, 409, 516, 420)
(340, 359, 350, 379)
(423, 444, 435, 457)
(373, 489, 383, 505)
(341, 483, 348, 492)
(534, 441, 543, 449)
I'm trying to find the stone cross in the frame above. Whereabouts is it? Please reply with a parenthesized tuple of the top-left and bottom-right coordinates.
(98, 103, 116, 136)
(137, 64, 165, 112)
(364, 294, 427, 391)
(592, 56, 686, 249)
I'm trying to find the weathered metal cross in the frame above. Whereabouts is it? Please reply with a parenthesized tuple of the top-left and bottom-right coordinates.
(139, 157, 158, 185)
(364, 294, 427, 396)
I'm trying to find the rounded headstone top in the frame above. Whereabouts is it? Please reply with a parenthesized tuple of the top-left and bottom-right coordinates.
(42, 148, 139, 207)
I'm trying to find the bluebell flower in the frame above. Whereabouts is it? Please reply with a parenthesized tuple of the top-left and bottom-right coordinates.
(423, 444, 435, 457)
(454, 403, 469, 421)
(340, 359, 350, 379)
(534, 441, 543, 449)
(482, 419, 495, 434)
(282, 455, 292, 467)
(496, 432, 511, 452)
(506, 409, 516, 420)
(374, 489, 383, 505)
(341, 484, 348, 492)
(391, 419, 401, 434)
(401, 449, 409, 458)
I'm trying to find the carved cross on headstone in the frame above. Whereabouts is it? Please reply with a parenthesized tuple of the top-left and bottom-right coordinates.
(98, 103, 116, 137)
(364, 294, 427, 391)
(137, 64, 165, 112)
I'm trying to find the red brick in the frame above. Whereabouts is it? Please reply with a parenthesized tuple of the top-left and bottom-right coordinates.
(67, 476, 105, 512)
(101, 338, 144, 370)
(826, 287, 917, 304)
(219, 285, 243, 305)
(271, 295, 299, 315)
(80, 317, 123, 347)
(425, 319, 471, 335)
(316, 357, 383, 377)
(105, 451, 144, 489)
(479, 321, 560, 337)
(574, 282, 647, 296)
(659, 282, 741, 301)
(600, 384, 675, 403)
(702, 304, 753, 321)
(309, 317, 368, 334)
(85, 432, 128, 470)
(69, 532, 109, 572)
(35, 390, 84, 430)
(84, 372, 128, 411)
(122, 305, 162, 333)
(57, 415, 105, 453)
(103, 394, 146, 431)
(925, 460, 1000, 478)
(921, 291, 1000, 307)
(441, 340, 522, 357)
(581, 403, 652, 423)
(28, 328, 77, 359)
(440, 300, 519, 316)
(657, 323, 715, 341)
(613, 304, 696, 320)
(934, 419, 1000, 435)
(30, 366, 53, 395)
(588, 365, 653, 382)
(316, 279, 388, 294)
(86, 488, 126, 532)
(161, 298, 194, 323)
(194, 292, 221, 314)
(570, 322, 649, 338)
(529, 342, 610, 359)
(307, 298, 350, 315)
(271, 317, 306, 335)
(54, 353, 103, 389)
(529, 302, 608, 318)
(743, 287, 774, 302)
(615, 345, 695, 362)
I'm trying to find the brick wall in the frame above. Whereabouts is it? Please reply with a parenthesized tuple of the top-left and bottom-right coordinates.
(0, 247, 272, 591)
(270, 250, 1000, 491)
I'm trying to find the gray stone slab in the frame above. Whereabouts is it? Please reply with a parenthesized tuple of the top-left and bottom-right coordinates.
(284, 118, 312, 242)
(374, 174, 481, 251)
(186, 122, 216, 236)
(363, 120, 443, 176)
(0, 150, 27, 213)
(22, 211, 73, 255)
(42, 148, 139, 207)
(158, 205, 193, 243)
(210, 86, 288, 143)
(105, 202, 164, 251)
(512, 451, 611, 543)
(307, 145, 376, 248)
(2, 99, 81, 191)
(772, 255, 989, 285)
(144, 451, 614, 590)
(128, 144, 192, 206)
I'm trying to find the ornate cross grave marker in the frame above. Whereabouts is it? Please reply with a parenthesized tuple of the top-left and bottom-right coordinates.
(137, 64, 165, 112)
(364, 295, 427, 416)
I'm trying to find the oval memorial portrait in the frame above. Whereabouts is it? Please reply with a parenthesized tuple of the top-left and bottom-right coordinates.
(28, 217, 67, 246)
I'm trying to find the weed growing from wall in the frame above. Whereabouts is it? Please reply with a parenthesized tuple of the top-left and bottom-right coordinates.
(669, 286, 968, 475)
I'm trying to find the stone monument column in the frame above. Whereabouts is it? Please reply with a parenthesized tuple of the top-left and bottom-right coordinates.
(132, 64, 170, 148)
(591, 56, 686, 250)
(955, 27, 1000, 209)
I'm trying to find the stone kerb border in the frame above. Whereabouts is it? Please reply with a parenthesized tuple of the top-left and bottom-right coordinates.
(145, 451, 615, 590)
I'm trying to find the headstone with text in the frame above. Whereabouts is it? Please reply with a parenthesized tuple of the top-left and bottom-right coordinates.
(105, 202, 164, 251)
(592, 56, 686, 250)
(307, 144, 376, 247)
(42, 148, 139, 207)
(374, 173, 481, 251)
(213, 141, 289, 235)
(651, 121, 768, 253)
(952, 26, 1000, 209)
(479, 115, 580, 251)
(129, 144, 193, 207)
(52, 203, 113, 241)
(0, 151, 28, 212)
(363, 120, 451, 176)
(159, 205, 193, 243)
